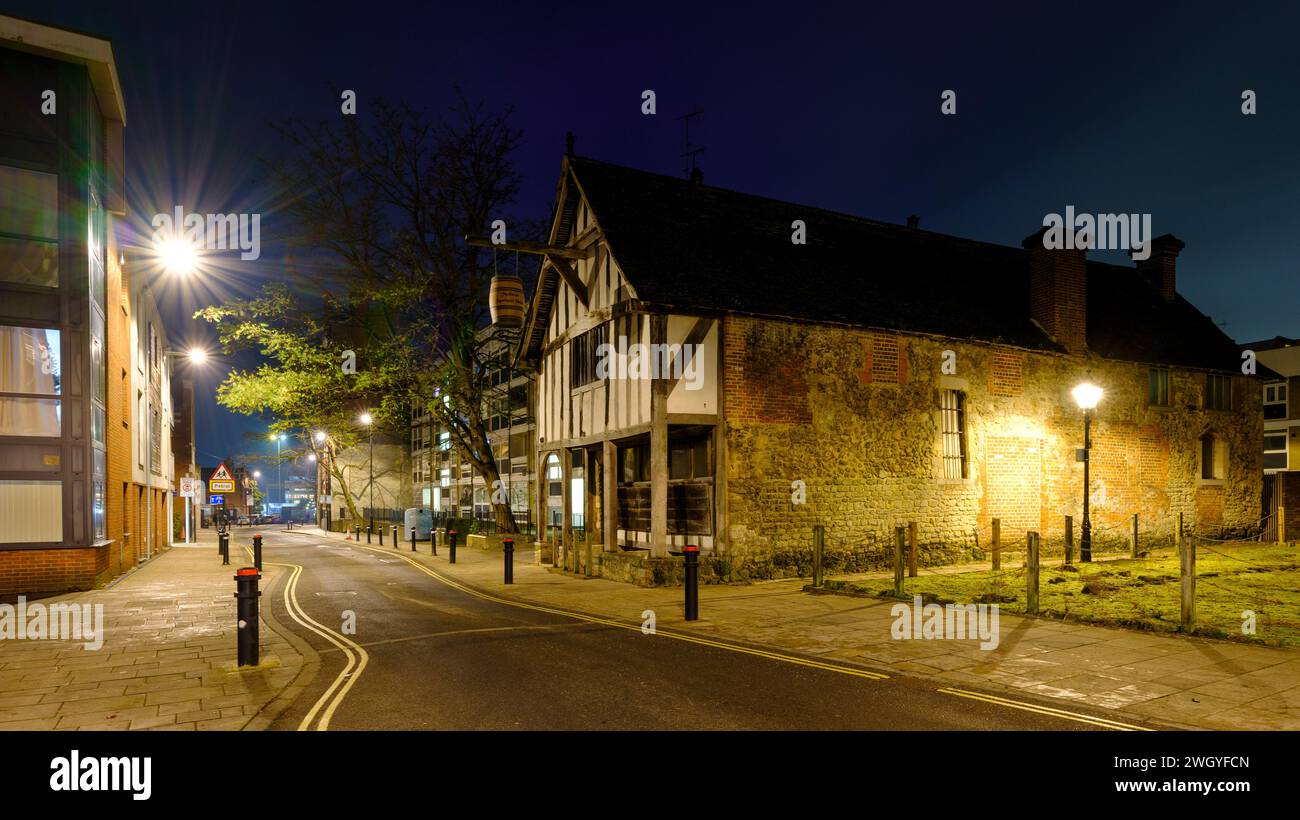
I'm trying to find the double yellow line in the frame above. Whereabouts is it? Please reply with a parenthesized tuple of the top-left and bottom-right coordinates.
(937, 687, 1154, 731)
(346, 541, 888, 681)
(248, 548, 369, 731)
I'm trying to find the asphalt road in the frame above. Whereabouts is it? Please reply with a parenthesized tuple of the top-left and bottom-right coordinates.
(249, 531, 1152, 731)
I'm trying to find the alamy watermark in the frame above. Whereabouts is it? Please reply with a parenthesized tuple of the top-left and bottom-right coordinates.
(1042, 206, 1151, 261)
(890, 595, 1000, 651)
(151, 205, 261, 261)
(596, 335, 705, 391)
(0, 596, 104, 650)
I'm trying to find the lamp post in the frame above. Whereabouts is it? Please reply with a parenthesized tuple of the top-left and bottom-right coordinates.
(360, 412, 374, 537)
(314, 430, 329, 530)
(160, 347, 209, 549)
(1072, 381, 1103, 563)
(268, 432, 285, 511)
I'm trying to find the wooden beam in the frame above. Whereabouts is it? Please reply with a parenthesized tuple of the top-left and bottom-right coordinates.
(649, 313, 669, 558)
(464, 235, 593, 260)
(603, 439, 618, 554)
(548, 255, 589, 307)
(584, 243, 605, 296)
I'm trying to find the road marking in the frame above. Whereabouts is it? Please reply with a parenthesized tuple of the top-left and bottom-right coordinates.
(248, 547, 370, 731)
(936, 687, 1154, 731)
(344, 542, 888, 681)
(316, 622, 594, 652)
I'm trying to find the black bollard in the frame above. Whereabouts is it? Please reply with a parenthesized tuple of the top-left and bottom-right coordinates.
(503, 537, 514, 584)
(220, 531, 230, 566)
(448, 529, 457, 564)
(354, 524, 361, 541)
(234, 567, 261, 667)
(684, 545, 700, 621)
(379, 525, 384, 546)
(366, 525, 372, 544)
(252, 533, 263, 571)
(410, 527, 416, 552)
(431, 529, 437, 556)
(391, 524, 398, 549)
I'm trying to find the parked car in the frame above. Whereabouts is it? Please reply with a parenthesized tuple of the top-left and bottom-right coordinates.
(236, 515, 251, 526)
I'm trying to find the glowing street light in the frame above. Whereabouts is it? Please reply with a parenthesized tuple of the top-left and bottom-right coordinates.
(360, 411, 375, 536)
(158, 237, 198, 275)
(1072, 381, 1104, 562)
(187, 347, 207, 364)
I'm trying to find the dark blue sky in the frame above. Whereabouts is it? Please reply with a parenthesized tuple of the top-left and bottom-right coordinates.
(13, 0, 1300, 475)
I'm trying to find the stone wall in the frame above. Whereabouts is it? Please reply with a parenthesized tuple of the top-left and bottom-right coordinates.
(722, 315, 1263, 575)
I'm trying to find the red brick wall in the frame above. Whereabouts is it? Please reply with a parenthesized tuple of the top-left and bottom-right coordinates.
(724, 316, 812, 425)
(1027, 243, 1087, 355)
(0, 547, 102, 597)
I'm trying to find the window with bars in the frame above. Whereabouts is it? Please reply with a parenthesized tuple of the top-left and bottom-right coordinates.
(940, 389, 968, 480)
(1205, 374, 1232, 411)
(569, 323, 607, 389)
(1148, 367, 1170, 406)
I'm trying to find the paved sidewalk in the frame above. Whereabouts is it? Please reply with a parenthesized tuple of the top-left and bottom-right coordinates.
(304, 526, 1300, 731)
(0, 533, 305, 731)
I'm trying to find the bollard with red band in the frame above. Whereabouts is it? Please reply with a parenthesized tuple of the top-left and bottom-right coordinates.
(252, 533, 263, 571)
(684, 545, 700, 621)
(391, 524, 398, 549)
(503, 537, 514, 584)
(234, 567, 261, 667)
(448, 530, 457, 564)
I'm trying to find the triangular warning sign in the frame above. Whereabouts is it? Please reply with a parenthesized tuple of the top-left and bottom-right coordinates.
(211, 462, 233, 481)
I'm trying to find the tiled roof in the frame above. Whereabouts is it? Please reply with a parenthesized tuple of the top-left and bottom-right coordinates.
(559, 155, 1243, 372)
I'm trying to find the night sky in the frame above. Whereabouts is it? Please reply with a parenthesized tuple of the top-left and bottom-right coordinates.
(11, 0, 1300, 478)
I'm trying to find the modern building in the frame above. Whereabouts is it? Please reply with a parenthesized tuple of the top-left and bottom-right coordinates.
(0, 15, 176, 595)
(516, 151, 1263, 579)
(410, 328, 535, 529)
(1247, 336, 1300, 540)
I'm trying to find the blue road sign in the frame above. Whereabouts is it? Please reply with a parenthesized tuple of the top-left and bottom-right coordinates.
(210, 495, 224, 505)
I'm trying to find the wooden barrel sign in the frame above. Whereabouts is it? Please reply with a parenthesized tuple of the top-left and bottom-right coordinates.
(490, 274, 526, 328)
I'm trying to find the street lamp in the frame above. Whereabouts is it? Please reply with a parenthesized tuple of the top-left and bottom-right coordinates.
(161, 346, 211, 547)
(360, 412, 374, 537)
(269, 432, 285, 510)
(1072, 381, 1104, 562)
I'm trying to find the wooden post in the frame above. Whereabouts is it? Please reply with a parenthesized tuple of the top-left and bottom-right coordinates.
(1026, 531, 1040, 614)
(1064, 515, 1074, 565)
(991, 518, 1001, 571)
(649, 314, 669, 557)
(603, 440, 618, 554)
(561, 450, 573, 570)
(813, 525, 825, 588)
(1176, 511, 1183, 558)
(907, 521, 918, 578)
(1130, 513, 1139, 559)
(1181, 532, 1196, 631)
(893, 526, 905, 598)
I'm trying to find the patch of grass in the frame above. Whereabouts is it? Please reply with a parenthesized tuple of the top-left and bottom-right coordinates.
(815, 543, 1300, 647)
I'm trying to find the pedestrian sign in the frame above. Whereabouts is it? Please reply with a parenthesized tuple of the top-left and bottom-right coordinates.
(210, 495, 224, 505)
(210, 462, 235, 493)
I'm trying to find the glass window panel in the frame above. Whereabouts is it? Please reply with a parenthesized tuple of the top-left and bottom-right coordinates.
(0, 396, 60, 436)
(0, 165, 58, 239)
(1264, 452, 1288, 470)
(0, 235, 58, 288)
(0, 479, 62, 542)
(0, 326, 61, 395)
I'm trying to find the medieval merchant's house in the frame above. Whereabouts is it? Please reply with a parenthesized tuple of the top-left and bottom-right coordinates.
(519, 152, 1261, 579)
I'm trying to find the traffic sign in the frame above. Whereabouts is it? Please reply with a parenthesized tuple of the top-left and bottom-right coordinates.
(210, 495, 225, 505)
(210, 462, 236, 493)
(180, 477, 196, 498)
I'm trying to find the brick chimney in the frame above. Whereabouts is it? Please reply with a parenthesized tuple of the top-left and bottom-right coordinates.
(1023, 227, 1088, 355)
(1133, 233, 1184, 300)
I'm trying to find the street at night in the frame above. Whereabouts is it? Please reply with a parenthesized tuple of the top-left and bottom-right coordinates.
(0, 0, 1295, 806)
